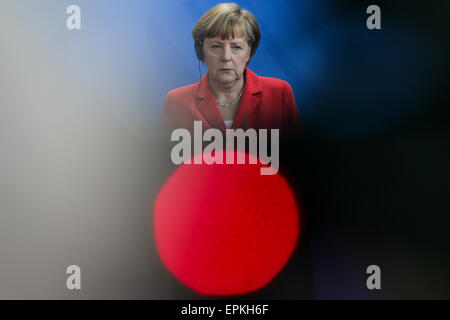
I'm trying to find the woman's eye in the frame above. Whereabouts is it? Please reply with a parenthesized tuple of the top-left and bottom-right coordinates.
(232, 46, 242, 50)
(212, 45, 221, 49)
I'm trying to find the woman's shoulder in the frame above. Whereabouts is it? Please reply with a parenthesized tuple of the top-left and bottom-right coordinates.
(165, 82, 199, 102)
(247, 69, 291, 92)
(258, 75, 291, 90)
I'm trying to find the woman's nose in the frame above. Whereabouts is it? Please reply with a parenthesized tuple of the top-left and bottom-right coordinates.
(221, 46, 232, 61)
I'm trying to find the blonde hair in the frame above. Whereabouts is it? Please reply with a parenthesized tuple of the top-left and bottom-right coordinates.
(192, 3, 261, 65)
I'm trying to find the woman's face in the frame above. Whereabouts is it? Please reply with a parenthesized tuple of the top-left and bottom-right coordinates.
(202, 33, 251, 86)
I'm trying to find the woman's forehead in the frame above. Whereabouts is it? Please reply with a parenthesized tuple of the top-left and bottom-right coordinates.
(207, 25, 247, 41)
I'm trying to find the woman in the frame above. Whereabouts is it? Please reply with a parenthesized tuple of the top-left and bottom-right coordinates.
(155, 4, 310, 298)
(161, 3, 301, 142)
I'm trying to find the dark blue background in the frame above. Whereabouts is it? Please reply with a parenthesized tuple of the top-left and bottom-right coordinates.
(148, 0, 450, 299)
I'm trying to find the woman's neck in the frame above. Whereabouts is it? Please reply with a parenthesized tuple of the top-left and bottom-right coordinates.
(208, 76, 245, 104)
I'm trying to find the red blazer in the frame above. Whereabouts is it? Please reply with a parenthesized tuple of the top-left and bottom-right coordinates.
(161, 68, 301, 141)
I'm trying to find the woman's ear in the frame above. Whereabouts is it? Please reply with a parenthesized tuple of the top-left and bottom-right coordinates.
(194, 38, 203, 61)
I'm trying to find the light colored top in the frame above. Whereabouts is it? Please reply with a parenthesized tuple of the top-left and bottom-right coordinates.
(224, 120, 233, 129)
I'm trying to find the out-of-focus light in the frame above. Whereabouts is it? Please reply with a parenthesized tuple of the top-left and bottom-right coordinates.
(153, 150, 300, 295)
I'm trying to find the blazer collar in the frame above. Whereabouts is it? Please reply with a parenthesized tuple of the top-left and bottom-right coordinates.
(196, 68, 262, 132)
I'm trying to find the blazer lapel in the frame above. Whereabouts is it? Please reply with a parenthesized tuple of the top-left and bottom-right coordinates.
(232, 68, 262, 129)
(195, 73, 225, 131)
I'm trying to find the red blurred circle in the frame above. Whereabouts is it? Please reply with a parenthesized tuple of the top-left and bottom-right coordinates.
(153, 150, 300, 296)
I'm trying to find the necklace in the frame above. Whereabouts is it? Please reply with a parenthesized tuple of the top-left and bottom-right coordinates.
(216, 86, 244, 108)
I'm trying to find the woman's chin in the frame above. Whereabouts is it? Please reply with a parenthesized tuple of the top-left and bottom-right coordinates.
(215, 74, 238, 85)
